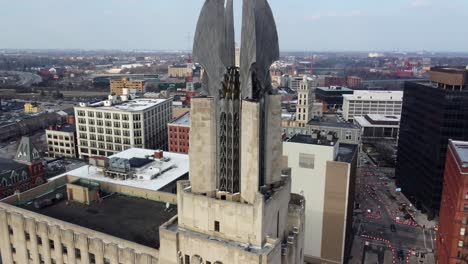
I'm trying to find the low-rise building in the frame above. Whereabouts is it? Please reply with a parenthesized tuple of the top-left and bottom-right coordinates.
(316, 86, 353, 110)
(347, 76, 363, 88)
(168, 112, 190, 154)
(342, 90, 403, 122)
(110, 78, 146, 96)
(46, 124, 78, 158)
(24, 102, 42, 113)
(283, 133, 358, 264)
(354, 114, 400, 141)
(437, 140, 468, 264)
(168, 64, 192, 78)
(0, 137, 46, 199)
(75, 96, 172, 159)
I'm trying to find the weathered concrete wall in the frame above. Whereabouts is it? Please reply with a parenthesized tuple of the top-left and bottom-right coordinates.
(241, 100, 260, 204)
(176, 181, 263, 247)
(189, 97, 217, 194)
(264, 95, 283, 185)
(262, 177, 291, 242)
(160, 220, 284, 264)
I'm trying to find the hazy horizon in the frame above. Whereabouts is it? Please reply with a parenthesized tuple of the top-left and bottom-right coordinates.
(1, 0, 468, 52)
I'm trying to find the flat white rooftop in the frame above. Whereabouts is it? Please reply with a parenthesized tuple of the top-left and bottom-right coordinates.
(355, 114, 400, 128)
(343, 90, 403, 101)
(49, 148, 188, 191)
(78, 98, 170, 112)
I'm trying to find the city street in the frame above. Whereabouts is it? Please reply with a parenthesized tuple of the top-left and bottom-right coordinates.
(348, 153, 436, 264)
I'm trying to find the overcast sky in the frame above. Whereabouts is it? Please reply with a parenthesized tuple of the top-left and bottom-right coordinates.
(1, 0, 467, 52)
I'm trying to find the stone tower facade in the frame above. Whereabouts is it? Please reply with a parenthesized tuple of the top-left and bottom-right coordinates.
(158, 0, 305, 263)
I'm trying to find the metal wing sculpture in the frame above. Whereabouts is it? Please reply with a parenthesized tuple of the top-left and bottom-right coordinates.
(240, 0, 279, 99)
(193, 0, 227, 96)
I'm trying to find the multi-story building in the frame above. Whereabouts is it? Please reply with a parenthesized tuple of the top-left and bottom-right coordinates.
(0, 137, 46, 198)
(347, 76, 363, 89)
(168, 64, 192, 78)
(296, 75, 315, 127)
(354, 114, 400, 141)
(46, 124, 78, 158)
(24, 102, 42, 113)
(110, 78, 146, 96)
(316, 86, 354, 110)
(396, 67, 468, 215)
(289, 75, 316, 91)
(283, 133, 358, 263)
(318, 76, 346, 87)
(168, 112, 190, 154)
(342, 90, 403, 122)
(437, 140, 468, 264)
(75, 96, 172, 159)
(306, 120, 361, 145)
(0, 148, 189, 264)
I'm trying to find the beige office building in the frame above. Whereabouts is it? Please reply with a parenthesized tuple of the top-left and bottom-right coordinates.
(168, 65, 192, 78)
(46, 124, 78, 158)
(110, 78, 146, 96)
(0, 148, 189, 264)
(75, 96, 172, 159)
(283, 133, 358, 264)
(342, 90, 403, 122)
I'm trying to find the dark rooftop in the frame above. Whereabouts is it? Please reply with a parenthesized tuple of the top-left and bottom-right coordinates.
(288, 134, 338, 147)
(18, 186, 176, 248)
(430, 66, 468, 74)
(58, 124, 76, 133)
(336, 144, 358, 163)
(308, 120, 361, 129)
(0, 158, 26, 173)
(171, 111, 190, 126)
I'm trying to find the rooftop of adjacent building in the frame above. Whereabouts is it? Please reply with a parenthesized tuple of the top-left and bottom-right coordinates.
(286, 133, 357, 163)
(46, 124, 76, 133)
(430, 66, 468, 75)
(0, 158, 26, 173)
(354, 114, 400, 127)
(170, 111, 190, 126)
(316, 86, 353, 92)
(77, 97, 170, 112)
(450, 140, 468, 168)
(343, 90, 404, 100)
(15, 184, 176, 249)
(308, 119, 361, 129)
(288, 133, 338, 147)
(49, 148, 188, 192)
(169, 64, 190, 69)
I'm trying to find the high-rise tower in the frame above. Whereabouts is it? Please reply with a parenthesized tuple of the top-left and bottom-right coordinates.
(158, 1, 305, 263)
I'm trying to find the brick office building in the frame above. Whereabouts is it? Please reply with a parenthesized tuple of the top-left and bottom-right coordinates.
(438, 140, 468, 264)
(168, 112, 190, 154)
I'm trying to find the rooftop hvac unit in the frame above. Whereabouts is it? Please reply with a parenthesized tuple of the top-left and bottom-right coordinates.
(104, 100, 113, 107)
(79, 102, 89, 107)
(287, 235, 295, 244)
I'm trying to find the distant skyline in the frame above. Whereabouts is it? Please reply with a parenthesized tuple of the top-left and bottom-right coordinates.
(1, 0, 468, 52)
